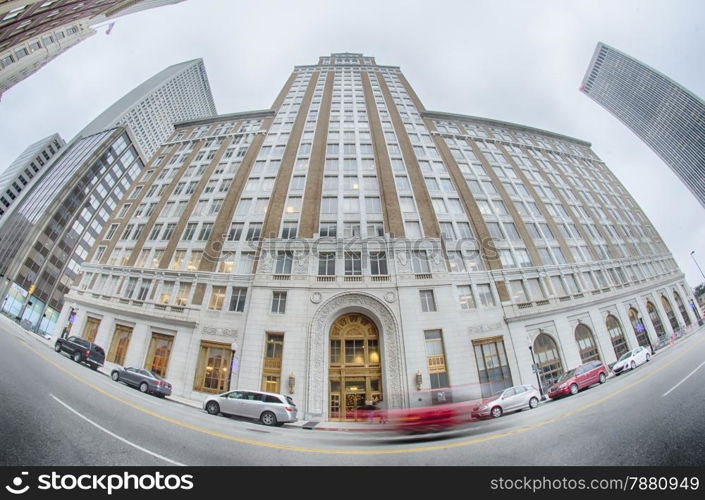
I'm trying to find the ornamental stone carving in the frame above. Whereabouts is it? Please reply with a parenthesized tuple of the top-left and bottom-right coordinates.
(384, 292, 396, 303)
(259, 251, 273, 273)
(310, 292, 322, 304)
(396, 251, 409, 271)
(305, 292, 406, 419)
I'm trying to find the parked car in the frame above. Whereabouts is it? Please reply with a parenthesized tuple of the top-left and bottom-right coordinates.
(547, 360, 607, 399)
(612, 346, 651, 375)
(203, 390, 297, 426)
(471, 385, 541, 419)
(111, 367, 172, 397)
(54, 336, 105, 370)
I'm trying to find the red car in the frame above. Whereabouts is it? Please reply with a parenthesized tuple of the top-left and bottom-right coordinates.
(386, 402, 468, 434)
(547, 360, 608, 399)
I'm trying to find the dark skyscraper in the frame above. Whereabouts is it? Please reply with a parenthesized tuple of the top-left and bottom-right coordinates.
(580, 42, 705, 209)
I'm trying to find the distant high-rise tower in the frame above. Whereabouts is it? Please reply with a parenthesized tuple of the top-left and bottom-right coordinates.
(75, 58, 217, 159)
(580, 42, 705, 209)
(0, 59, 215, 335)
(0, 0, 188, 99)
(0, 133, 65, 223)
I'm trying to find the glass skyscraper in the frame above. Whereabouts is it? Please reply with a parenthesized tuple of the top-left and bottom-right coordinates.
(580, 42, 705, 209)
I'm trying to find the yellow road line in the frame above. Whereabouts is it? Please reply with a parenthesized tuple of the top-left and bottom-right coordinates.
(16, 334, 705, 456)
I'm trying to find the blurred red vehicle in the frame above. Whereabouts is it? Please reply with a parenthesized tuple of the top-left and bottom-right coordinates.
(384, 388, 472, 434)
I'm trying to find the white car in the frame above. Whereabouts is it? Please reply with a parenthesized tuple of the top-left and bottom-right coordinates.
(612, 346, 651, 375)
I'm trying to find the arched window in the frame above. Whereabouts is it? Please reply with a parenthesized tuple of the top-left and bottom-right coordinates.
(661, 296, 679, 330)
(533, 333, 563, 388)
(647, 301, 666, 337)
(575, 323, 601, 363)
(605, 315, 629, 360)
(673, 292, 691, 327)
(628, 308, 650, 348)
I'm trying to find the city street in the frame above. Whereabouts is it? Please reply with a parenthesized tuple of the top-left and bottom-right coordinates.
(1, 319, 704, 466)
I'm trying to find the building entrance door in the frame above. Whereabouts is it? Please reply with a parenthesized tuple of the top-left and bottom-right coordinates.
(328, 313, 382, 421)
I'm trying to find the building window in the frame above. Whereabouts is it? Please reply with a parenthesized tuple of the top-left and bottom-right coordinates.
(458, 285, 476, 310)
(208, 286, 226, 310)
(575, 324, 601, 363)
(193, 341, 233, 393)
(107, 324, 133, 365)
(420, 290, 437, 312)
(473, 337, 513, 397)
(534, 333, 564, 388)
(477, 284, 495, 307)
(369, 252, 387, 275)
(319, 252, 336, 275)
(174, 283, 192, 306)
(229, 287, 247, 312)
(82, 317, 100, 342)
(412, 250, 430, 274)
(344, 252, 362, 275)
(605, 315, 629, 360)
(281, 222, 297, 239)
(275, 251, 293, 274)
(424, 330, 449, 399)
(271, 291, 287, 314)
(144, 333, 174, 377)
(262, 333, 284, 393)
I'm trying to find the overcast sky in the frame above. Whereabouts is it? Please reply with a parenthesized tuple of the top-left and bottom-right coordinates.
(0, 0, 703, 287)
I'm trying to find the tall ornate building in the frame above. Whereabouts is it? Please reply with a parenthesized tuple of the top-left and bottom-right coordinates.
(581, 42, 705, 209)
(62, 53, 703, 421)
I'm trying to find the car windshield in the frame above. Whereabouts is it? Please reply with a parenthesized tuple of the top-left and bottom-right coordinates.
(556, 369, 576, 383)
(618, 351, 632, 361)
(285, 396, 296, 406)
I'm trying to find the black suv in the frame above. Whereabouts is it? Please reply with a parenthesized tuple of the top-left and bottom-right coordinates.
(54, 336, 105, 370)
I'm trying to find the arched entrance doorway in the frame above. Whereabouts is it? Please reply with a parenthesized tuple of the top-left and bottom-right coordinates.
(673, 292, 691, 327)
(605, 315, 629, 360)
(628, 308, 650, 348)
(647, 301, 666, 338)
(328, 313, 382, 421)
(533, 333, 563, 389)
(575, 323, 601, 363)
(661, 296, 679, 330)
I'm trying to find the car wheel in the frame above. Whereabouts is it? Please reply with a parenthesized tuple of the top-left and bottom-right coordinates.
(139, 382, 148, 393)
(260, 411, 277, 426)
(205, 401, 220, 415)
(54, 343, 62, 353)
(569, 383, 579, 395)
(72, 351, 82, 363)
(599, 373, 606, 384)
(89, 363, 98, 371)
(529, 397, 539, 409)
(490, 406, 503, 418)
(111, 371, 120, 382)
(630, 361, 636, 370)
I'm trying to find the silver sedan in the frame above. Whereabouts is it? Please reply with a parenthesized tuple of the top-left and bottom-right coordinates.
(111, 367, 172, 397)
(471, 385, 541, 419)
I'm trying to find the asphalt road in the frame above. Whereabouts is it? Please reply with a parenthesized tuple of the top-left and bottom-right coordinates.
(1, 320, 704, 466)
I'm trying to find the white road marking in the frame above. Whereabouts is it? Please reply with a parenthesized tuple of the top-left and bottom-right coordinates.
(662, 360, 705, 397)
(50, 394, 186, 466)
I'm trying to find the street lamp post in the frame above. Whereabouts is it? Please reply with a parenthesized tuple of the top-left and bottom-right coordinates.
(691, 251, 705, 282)
(528, 345, 546, 400)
